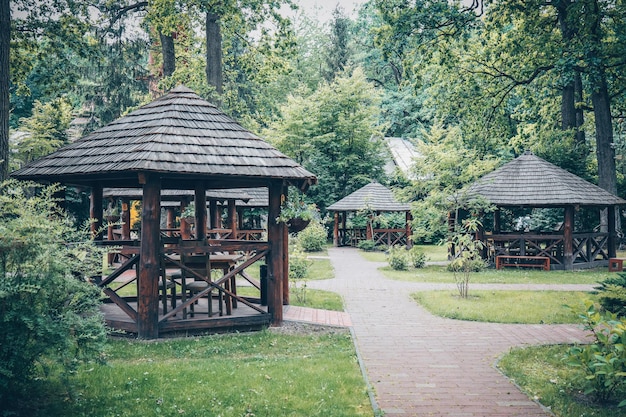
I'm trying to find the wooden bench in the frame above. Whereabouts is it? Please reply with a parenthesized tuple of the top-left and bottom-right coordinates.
(609, 258, 624, 272)
(496, 255, 550, 271)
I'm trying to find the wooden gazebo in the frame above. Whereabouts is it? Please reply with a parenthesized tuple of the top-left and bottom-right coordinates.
(11, 86, 316, 339)
(327, 182, 412, 248)
(464, 151, 625, 270)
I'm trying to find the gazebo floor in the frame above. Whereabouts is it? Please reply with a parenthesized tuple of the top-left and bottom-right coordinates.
(101, 297, 270, 337)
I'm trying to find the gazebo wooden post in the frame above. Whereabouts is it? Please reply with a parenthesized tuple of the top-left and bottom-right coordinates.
(228, 199, 237, 239)
(333, 212, 339, 246)
(121, 198, 131, 240)
(366, 214, 373, 241)
(180, 198, 191, 240)
(195, 183, 207, 241)
(137, 175, 161, 339)
(608, 205, 617, 258)
(494, 209, 501, 234)
(166, 207, 176, 236)
(267, 181, 284, 324)
(564, 206, 575, 270)
(282, 186, 289, 305)
(209, 199, 218, 230)
(90, 183, 103, 239)
(405, 211, 413, 249)
(342, 211, 347, 245)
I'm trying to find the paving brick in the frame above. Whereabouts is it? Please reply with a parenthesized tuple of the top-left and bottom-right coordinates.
(284, 247, 592, 416)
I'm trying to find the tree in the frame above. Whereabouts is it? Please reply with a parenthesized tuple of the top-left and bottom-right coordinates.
(268, 67, 386, 210)
(324, 6, 351, 81)
(11, 97, 72, 169)
(0, 0, 8, 181)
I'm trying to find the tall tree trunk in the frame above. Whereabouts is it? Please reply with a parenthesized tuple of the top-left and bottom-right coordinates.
(205, 12, 223, 105)
(557, 1, 585, 146)
(587, 0, 616, 194)
(160, 32, 175, 77)
(0, 0, 9, 181)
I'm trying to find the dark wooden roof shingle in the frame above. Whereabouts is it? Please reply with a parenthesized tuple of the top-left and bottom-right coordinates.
(327, 182, 410, 212)
(465, 151, 626, 207)
(11, 86, 316, 189)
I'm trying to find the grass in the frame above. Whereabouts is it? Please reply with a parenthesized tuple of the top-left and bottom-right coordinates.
(498, 345, 626, 417)
(411, 290, 595, 324)
(30, 331, 371, 417)
(382, 265, 609, 285)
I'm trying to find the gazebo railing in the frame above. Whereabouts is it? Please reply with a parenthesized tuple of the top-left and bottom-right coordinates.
(486, 232, 610, 268)
(339, 227, 409, 247)
(96, 239, 270, 333)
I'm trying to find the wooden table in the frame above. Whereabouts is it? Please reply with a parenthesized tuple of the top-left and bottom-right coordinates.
(164, 253, 243, 316)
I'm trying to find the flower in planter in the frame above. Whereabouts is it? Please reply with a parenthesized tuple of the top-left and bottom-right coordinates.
(276, 191, 319, 232)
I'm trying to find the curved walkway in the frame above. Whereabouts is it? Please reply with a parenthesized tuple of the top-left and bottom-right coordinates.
(296, 247, 593, 417)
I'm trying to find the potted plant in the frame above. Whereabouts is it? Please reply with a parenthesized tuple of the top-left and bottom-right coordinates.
(181, 202, 195, 224)
(104, 205, 120, 222)
(277, 192, 319, 233)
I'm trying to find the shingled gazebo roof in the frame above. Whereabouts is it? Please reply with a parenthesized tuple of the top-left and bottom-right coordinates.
(465, 151, 626, 207)
(11, 85, 316, 190)
(327, 182, 410, 212)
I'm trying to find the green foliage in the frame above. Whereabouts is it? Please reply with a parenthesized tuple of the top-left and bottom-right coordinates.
(448, 217, 486, 298)
(289, 245, 311, 304)
(387, 245, 409, 271)
(297, 221, 327, 252)
(268, 67, 386, 211)
(407, 123, 500, 243)
(11, 97, 73, 169)
(277, 189, 320, 223)
(594, 273, 626, 317)
(408, 246, 427, 268)
(357, 240, 378, 251)
(289, 246, 311, 280)
(564, 301, 626, 406)
(0, 180, 107, 412)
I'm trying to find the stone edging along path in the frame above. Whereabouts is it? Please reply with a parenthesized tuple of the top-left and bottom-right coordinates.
(302, 247, 592, 417)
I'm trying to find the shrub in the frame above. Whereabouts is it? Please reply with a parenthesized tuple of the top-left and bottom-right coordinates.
(357, 240, 378, 251)
(387, 245, 409, 270)
(297, 221, 327, 252)
(0, 181, 108, 412)
(289, 246, 312, 280)
(408, 246, 427, 268)
(593, 273, 626, 317)
(564, 300, 626, 406)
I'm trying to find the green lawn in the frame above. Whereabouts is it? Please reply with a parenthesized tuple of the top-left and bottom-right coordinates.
(412, 290, 594, 324)
(381, 264, 609, 285)
(498, 345, 626, 417)
(32, 331, 371, 417)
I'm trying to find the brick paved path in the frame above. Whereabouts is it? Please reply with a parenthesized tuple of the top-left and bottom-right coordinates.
(305, 247, 592, 417)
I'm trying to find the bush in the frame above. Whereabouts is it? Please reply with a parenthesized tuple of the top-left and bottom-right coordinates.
(564, 301, 626, 406)
(289, 247, 312, 279)
(297, 221, 327, 252)
(387, 245, 409, 270)
(0, 181, 108, 412)
(357, 240, 378, 251)
(408, 246, 427, 268)
(593, 273, 626, 317)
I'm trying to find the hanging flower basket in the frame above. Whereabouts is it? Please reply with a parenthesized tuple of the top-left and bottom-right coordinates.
(287, 218, 310, 233)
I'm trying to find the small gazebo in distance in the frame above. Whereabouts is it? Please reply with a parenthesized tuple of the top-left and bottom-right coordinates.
(464, 151, 625, 270)
(327, 182, 412, 248)
(11, 86, 316, 339)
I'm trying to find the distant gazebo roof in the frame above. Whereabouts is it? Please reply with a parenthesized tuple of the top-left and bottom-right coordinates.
(465, 151, 626, 207)
(327, 182, 410, 212)
(11, 85, 316, 190)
